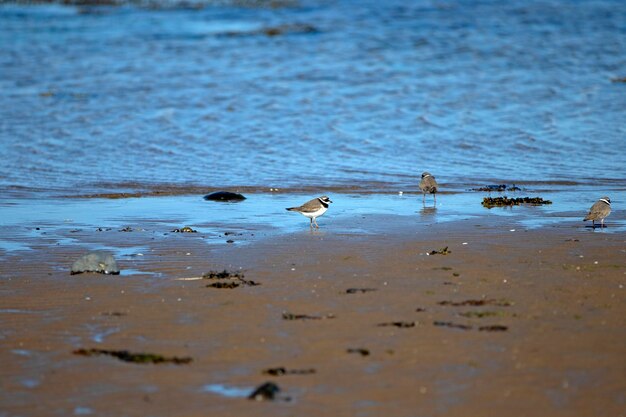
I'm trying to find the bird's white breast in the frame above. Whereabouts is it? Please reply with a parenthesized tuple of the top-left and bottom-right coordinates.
(300, 206, 327, 219)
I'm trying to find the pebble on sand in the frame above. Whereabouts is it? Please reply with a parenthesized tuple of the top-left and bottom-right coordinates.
(71, 252, 120, 275)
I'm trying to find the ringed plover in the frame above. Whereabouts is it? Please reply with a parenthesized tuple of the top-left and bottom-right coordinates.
(286, 196, 332, 229)
(419, 172, 438, 203)
(584, 196, 611, 228)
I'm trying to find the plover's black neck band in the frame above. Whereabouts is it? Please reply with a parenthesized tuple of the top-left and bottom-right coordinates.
(318, 198, 329, 208)
(600, 198, 611, 206)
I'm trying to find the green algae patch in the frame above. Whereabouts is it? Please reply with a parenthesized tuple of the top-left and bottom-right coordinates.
(73, 348, 192, 365)
(482, 196, 552, 208)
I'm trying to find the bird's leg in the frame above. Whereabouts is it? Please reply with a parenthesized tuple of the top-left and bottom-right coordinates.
(592, 220, 595, 228)
(601, 218, 605, 228)
(422, 193, 425, 203)
(434, 193, 436, 204)
(314, 218, 320, 229)
(310, 218, 313, 228)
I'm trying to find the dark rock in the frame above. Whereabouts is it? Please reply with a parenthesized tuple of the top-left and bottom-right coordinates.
(71, 252, 119, 275)
(203, 191, 246, 202)
(248, 382, 280, 401)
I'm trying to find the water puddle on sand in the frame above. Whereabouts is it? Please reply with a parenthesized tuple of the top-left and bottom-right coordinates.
(201, 384, 252, 398)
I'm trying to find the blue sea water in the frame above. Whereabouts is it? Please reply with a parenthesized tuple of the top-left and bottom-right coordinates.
(0, 0, 625, 197)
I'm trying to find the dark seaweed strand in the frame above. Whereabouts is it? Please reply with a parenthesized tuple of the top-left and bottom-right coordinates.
(73, 348, 192, 364)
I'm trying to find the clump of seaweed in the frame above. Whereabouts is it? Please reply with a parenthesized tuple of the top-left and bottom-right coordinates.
(207, 282, 240, 289)
(479, 325, 508, 332)
(203, 270, 259, 288)
(377, 321, 415, 328)
(482, 196, 552, 208)
(347, 348, 370, 356)
(262, 367, 316, 376)
(171, 226, 197, 233)
(471, 184, 521, 192)
(433, 321, 473, 330)
(282, 312, 335, 320)
(438, 299, 513, 307)
(429, 246, 451, 255)
(346, 288, 377, 294)
(459, 311, 503, 318)
(73, 348, 192, 364)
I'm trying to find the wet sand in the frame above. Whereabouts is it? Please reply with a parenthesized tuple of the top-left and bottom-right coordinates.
(1, 199, 624, 417)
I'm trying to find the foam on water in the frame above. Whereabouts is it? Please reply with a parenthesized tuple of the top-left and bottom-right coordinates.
(0, 0, 625, 197)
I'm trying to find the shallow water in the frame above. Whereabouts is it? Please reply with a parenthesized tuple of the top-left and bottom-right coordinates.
(1, 190, 624, 261)
(1, 0, 625, 197)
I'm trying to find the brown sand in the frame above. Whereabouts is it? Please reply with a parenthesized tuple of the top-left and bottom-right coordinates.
(1, 215, 624, 416)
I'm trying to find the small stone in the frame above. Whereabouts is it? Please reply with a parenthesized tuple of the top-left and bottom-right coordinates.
(203, 191, 246, 202)
(248, 382, 280, 401)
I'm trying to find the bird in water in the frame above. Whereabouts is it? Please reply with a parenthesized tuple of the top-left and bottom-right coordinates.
(419, 172, 438, 203)
(286, 196, 333, 229)
(583, 196, 611, 228)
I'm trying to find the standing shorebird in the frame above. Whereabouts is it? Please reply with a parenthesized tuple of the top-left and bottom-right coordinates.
(584, 196, 611, 228)
(419, 172, 438, 203)
(286, 196, 333, 229)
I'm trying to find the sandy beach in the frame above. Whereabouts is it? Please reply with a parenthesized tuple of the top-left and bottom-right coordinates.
(1, 193, 624, 417)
